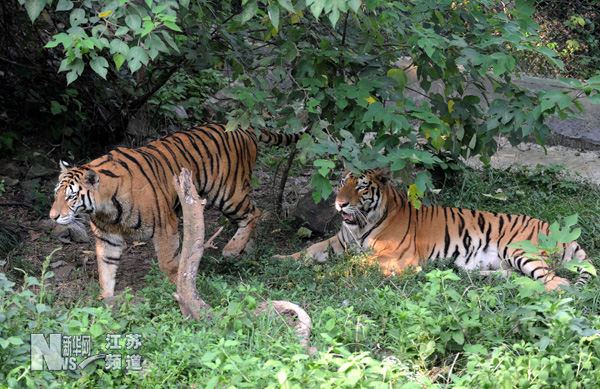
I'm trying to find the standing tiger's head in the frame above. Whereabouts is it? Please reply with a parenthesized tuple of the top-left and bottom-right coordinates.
(49, 161, 100, 225)
(335, 169, 391, 229)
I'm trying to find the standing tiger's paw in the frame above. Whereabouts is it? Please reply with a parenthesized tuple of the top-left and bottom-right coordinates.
(544, 276, 570, 291)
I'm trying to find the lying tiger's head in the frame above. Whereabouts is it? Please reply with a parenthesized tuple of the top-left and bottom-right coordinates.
(49, 161, 100, 225)
(335, 169, 390, 229)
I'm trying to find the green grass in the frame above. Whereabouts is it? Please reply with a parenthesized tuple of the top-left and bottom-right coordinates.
(2, 165, 600, 388)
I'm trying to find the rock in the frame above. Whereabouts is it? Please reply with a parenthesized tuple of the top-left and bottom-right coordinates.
(51, 260, 67, 269)
(53, 264, 74, 281)
(171, 105, 188, 119)
(19, 178, 40, 191)
(0, 161, 21, 178)
(51, 223, 89, 243)
(26, 164, 57, 179)
(51, 224, 70, 240)
(292, 192, 341, 236)
(69, 224, 89, 243)
(0, 176, 19, 187)
(38, 219, 56, 231)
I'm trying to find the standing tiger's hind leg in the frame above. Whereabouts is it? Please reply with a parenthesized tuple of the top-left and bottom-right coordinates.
(92, 231, 126, 298)
(222, 201, 262, 258)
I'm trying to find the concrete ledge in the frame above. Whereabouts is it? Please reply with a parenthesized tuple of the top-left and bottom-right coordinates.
(397, 59, 600, 150)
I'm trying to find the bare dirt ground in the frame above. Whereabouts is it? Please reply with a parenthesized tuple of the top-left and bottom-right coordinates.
(1, 136, 599, 302)
(0, 140, 312, 302)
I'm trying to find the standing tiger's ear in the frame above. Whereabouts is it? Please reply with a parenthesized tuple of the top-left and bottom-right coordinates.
(373, 168, 392, 185)
(83, 170, 100, 190)
(59, 160, 70, 174)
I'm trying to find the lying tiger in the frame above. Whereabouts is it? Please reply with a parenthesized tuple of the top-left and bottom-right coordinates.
(50, 123, 301, 297)
(278, 169, 595, 290)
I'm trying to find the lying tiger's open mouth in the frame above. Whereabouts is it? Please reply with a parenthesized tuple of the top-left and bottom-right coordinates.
(341, 211, 356, 225)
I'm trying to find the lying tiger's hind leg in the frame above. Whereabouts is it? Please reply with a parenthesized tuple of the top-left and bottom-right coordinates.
(274, 234, 346, 263)
(91, 228, 126, 298)
(153, 212, 180, 283)
(505, 248, 569, 291)
(222, 202, 262, 258)
(564, 241, 594, 286)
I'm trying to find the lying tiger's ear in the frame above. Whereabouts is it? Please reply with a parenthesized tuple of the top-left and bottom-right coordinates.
(59, 160, 70, 174)
(83, 170, 100, 190)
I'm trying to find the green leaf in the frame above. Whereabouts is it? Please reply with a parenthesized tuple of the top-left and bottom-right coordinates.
(296, 227, 312, 239)
(346, 368, 361, 386)
(113, 53, 125, 70)
(556, 94, 572, 110)
(312, 173, 332, 204)
(314, 159, 335, 176)
(152, 4, 167, 13)
(325, 318, 335, 331)
(328, 7, 340, 26)
(125, 15, 142, 31)
(464, 344, 487, 354)
(163, 21, 182, 32)
(56, 0, 74, 12)
(565, 258, 597, 276)
(89, 323, 104, 338)
(387, 68, 408, 90)
(277, 369, 287, 384)
(115, 26, 129, 36)
(50, 100, 67, 115)
(514, 276, 546, 298)
(278, 0, 294, 12)
(4, 337, 24, 347)
(36, 303, 51, 313)
(452, 331, 465, 345)
(24, 0, 46, 23)
(310, 0, 326, 20)
(110, 39, 129, 54)
(70, 8, 87, 27)
(126, 46, 149, 73)
(268, 4, 280, 30)
(482, 193, 508, 201)
(161, 31, 180, 52)
(348, 0, 361, 13)
(90, 56, 108, 79)
(419, 340, 435, 360)
(141, 20, 155, 37)
(586, 94, 600, 104)
(66, 70, 78, 85)
(241, 1, 258, 23)
(280, 41, 298, 62)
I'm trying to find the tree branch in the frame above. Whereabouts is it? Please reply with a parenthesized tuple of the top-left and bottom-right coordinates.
(171, 168, 314, 353)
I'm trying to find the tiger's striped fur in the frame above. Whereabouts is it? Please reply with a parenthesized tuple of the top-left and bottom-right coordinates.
(279, 169, 594, 290)
(50, 123, 300, 297)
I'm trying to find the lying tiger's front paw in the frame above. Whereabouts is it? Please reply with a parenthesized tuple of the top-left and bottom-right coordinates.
(273, 253, 302, 261)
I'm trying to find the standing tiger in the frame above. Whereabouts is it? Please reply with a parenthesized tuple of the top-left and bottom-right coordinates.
(50, 123, 301, 297)
(277, 169, 595, 290)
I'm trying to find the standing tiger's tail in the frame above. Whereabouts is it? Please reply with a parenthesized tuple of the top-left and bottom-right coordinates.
(258, 129, 305, 147)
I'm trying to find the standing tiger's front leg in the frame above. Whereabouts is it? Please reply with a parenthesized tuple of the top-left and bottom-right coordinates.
(91, 224, 126, 298)
(153, 212, 181, 283)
